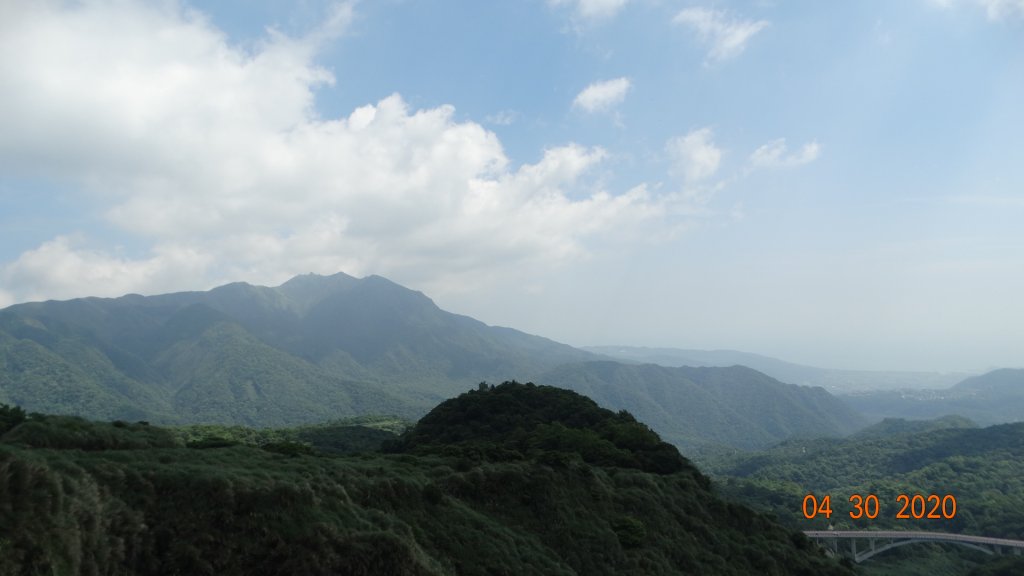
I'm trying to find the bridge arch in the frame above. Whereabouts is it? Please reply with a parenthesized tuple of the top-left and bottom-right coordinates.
(854, 537, 994, 563)
(803, 530, 1024, 564)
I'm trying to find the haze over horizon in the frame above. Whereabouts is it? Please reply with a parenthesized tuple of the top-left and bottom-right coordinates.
(1, 1, 1022, 373)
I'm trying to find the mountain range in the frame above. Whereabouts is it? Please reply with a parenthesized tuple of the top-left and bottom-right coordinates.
(2, 272, 863, 449)
(0, 272, 590, 424)
(841, 368, 1024, 426)
(585, 345, 970, 392)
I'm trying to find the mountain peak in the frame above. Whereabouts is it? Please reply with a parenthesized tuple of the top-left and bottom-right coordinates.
(273, 271, 360, 313)
(277, 271, 358, 287)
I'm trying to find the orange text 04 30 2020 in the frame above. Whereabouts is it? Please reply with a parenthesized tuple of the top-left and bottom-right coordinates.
(801, 493, 958, 520)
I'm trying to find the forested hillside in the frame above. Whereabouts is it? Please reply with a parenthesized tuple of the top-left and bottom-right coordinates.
(0, 387, 854, 576)
(0, 272, 594, 424)
(538, 361, 864, 449)
(703, 418, 1024, 575)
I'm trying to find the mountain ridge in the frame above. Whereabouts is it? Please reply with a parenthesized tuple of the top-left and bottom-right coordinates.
(1, 272, 867, 449)
(585, 345, 973, 392)
(537, 361, 864, 450)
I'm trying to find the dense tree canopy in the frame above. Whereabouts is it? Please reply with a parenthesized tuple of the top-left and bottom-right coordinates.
(390, 381, 694, 476)
(0, 389, 855, 575)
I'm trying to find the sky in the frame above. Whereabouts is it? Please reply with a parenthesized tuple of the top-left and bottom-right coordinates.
(1, 0, 1022, 372)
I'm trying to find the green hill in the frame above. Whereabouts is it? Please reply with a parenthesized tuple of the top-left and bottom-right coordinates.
(851, 415, 977, 439)
(0, 388, 854, 576)
(390, 381, 690, 474)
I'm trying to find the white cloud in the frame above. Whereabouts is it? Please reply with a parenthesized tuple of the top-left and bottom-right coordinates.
(572, 77, 632, 113)
(666, 128, 722, 183)
(0, 289, 13, 310)
(548, 0, 631, 21)
(1, 237, 214, 303)
(673, 7, 769, 63)
(749, 139, 820, 169)
(927, 0, 1024, 19)
(0, 1, 670, 303)
(486, 110, 519, 126)
(977, 0, 1024, 19)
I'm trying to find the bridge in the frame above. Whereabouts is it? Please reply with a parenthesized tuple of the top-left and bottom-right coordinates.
(804, 530, 1024, 563)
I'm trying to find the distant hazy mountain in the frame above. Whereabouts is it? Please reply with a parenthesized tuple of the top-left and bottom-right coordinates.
(842, 368, 1024, 425)
(953, 368, 1024, 395)
(585, 345, 970, 392)
(536, 361, 864, 450)
(1, 273, 865, 449)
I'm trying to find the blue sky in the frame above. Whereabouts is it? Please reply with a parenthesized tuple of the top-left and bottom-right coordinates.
(1, 0, 1022, 371)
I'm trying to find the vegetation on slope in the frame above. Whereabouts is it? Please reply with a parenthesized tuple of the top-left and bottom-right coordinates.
(389, 381, 690, 475)
(0, 273, 594, 426)
(538, 361, 864, 450)
(171, 415, 410, 455)
(0, 388, 854, 576)
(706, 421, 1024, 537)
(850, 415, 977, 439)
(702, 418, 1024, 575)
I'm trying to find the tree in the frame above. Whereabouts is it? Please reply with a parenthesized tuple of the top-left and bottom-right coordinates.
(0, 403, 27, 435)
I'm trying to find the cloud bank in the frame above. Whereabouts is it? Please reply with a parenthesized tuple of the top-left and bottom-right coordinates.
(930, 0, 1024, 20)
(0, 1, 664, 302)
